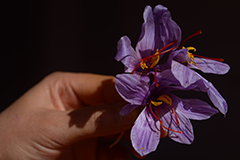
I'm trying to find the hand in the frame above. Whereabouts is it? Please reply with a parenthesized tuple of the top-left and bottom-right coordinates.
(0, 72, 139, 160)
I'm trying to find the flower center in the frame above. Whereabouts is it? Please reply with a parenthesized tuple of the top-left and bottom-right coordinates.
(182, 46, 197, 65)
(179, 30, 224, 63)
(131, 40, 178, 87)
(149, 95, 182, 134)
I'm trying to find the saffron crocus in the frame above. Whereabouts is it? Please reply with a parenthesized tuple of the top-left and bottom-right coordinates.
(172, 30, 230, 74)
(115, 5, 181, 74)
(115, 73, 218, 156)
(160, 59, 228, 115)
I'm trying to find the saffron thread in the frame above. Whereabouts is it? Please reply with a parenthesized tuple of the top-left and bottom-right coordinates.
(149, 103, 182, 134)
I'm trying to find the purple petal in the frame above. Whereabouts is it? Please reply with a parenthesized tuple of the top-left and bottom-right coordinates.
(170, 94, 218, 120)
(115, 36, 140, 72)
(115, 74, 150, 105)
(120, 103, 139, 116)
(153, 5, 181, 50)
(159, 103, 194, 144)
(171, 60, 228, 115)
(136, 5, 155, 58)
(131, 107, 161, 156)
(191, 58, 230, 74)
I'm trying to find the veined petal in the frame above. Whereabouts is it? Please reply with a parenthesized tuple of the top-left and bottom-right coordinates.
(171, 60, 228, 115)
(159, 103, 194, 144)
(131, 107, 161, 156)
(170, 94, 218, 120)
(153, 5, 181, 50)
(115, 36, 140, 72)
(115, 74, 150, 105)
(136, 5, 155, 58)
(191, 58, 230, 74)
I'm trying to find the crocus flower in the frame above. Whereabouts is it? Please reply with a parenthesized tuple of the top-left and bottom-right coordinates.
(115, 5, 181, 75)
(160, 59, 228, 115)
(170, 30, 230, 74)
(115, 73, 218, 156)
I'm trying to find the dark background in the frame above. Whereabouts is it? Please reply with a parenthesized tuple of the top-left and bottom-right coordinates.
(2, 0, 239, 159)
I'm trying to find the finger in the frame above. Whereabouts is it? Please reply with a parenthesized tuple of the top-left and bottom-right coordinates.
(54, 102, 139, 145)
(70, 73, 124, 105)
(46, 72, 124, 105)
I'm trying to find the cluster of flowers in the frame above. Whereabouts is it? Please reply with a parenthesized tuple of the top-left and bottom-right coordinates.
(114, 5, 230, 156)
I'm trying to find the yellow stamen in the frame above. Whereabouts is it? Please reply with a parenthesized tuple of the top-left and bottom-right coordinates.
(151, 101, 163, 106)
(149, 50, 160, 68)
(140, 62, 148, 70)
(182, 46, 197, 65)
(157, 95, 172, 106)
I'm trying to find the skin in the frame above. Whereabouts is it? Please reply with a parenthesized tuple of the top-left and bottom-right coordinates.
(0, 72, 166, 159)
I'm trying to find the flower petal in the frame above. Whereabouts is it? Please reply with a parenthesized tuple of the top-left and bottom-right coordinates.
(170, 94, 218, 120)
(120, 103, 139, 116)
(131, 107, 161, 156)
(171, 60, 228, 115)
(136, 5, 155, 58)
(191, 58, 230, 74)
(153, 5, 181, 50)
(159, 103, 194, 144)
(115, 74, 150, 105)
(115, 36, 140, 72)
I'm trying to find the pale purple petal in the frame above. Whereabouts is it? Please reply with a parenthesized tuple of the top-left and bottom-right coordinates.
(170, 48, 230, 75)
(131, 107, 161, 156)
(153, 5, 181, 50)
(115, 74, 150, 105)
(120, 104, 139, 116)
(191, 58, 230, 74)
(115, 36, 140, 72)
(136, 5, 155, 58)
(170, 94, 218, 120)
(159, 103, 194, 144)
(197, 80, 228, 115)
(171, 60, 228, 115)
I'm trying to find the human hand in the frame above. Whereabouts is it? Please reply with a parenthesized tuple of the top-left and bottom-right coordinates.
(0, 72, 139, 160)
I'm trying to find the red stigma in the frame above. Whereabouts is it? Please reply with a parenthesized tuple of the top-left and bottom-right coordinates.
(170, 105, 179, 125)
(192, 54, 224, 62)
(131, 40, 177, 75)
(149, 103, 182, 134)
(179, 30, 202, 49)
(154, 68, 159, 87)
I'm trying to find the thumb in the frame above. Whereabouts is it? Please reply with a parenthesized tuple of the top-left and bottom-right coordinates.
(55, 102, 139, 146)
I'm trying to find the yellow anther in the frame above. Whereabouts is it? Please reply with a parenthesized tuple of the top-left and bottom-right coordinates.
(150, 50, 160, 68)
(151, 101, 163, 106)
(182, 46, 196, 65)
(140, 62, 148, 69)
(188, 52, 195, 64)
(150, 95, 172, 106)
(186, 46, 196, 52)
(157, 95, 172, 106)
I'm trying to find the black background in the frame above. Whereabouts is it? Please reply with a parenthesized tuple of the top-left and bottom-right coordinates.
(2, 0, 239, 159)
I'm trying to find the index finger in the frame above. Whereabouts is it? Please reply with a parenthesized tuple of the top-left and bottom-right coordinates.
(50, 72, 124, 106)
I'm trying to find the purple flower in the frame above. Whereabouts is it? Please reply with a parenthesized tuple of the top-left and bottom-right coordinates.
(115, 5, 181, 74)
(115, 73, 218, 156)
(163, 30, 230, 74)
(169, 48, 230, 75)
(160, 59, 228, 115)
